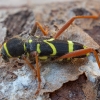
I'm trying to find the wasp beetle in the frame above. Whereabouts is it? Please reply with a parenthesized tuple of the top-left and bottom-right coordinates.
(0, 15, 100, 94)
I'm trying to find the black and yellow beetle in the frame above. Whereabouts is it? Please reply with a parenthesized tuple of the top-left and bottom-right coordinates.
(1, 37, 87, 61)
(0, 15, 100, 94)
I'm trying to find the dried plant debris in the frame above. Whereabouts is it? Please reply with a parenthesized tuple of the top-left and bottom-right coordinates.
(95, 77, 100, 100)
(84, 26, 100, 46)
(32, 0, 100, 40)
(50, 74, 97, 100)
(82, 80, 96, 100)
(3, 10, 35, 39)
(0, 24, 7, 44)
(0, 0, 100, 100)
(50, 74, 86, 100)
(40, 61, 84, 94)
(0, 65, 38, 100)
(72, 8, 92, 16)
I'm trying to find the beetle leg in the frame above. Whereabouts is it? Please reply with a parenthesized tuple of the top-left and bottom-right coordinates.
(54, 15, 98, 39)
(31, 21, 49, 36)
(22, 56, 37, 75)
(30, 51, 41, 95)
(55, 48, 100, 68)
(22, 53, 41, 95)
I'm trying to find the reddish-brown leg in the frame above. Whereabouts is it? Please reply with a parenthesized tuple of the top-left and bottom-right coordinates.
(34, 53, 41, 95)
(55, 48, 100, 68)
(54, 15, 98, 39)
(22, 56, 37, 74)
(22, 54, 41, 95)
(31, 21, 49, 36)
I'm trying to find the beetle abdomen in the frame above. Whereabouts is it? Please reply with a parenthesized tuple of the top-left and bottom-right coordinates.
(29, 38, 85, 57)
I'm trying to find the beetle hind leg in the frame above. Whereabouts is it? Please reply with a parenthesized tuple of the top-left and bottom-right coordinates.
(55, 48, 100, 68)
(54, 15, 98, 39)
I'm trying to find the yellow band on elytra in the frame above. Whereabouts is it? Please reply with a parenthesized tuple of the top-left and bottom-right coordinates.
(47, 38, 54, 41)
(44, 40, 57, 55)
(37, 43, 41, 54)
(4, 43, 12, 57)
(24, 43, 26, 51)
(68, 41, 74, 52)
(39, 56, 48, 60)
(83, 45, 89, 56)
(29, 39, 32, 43)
